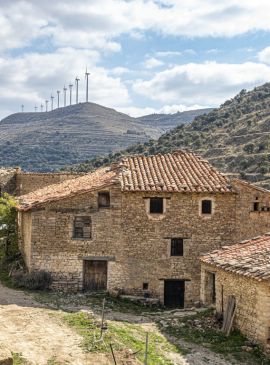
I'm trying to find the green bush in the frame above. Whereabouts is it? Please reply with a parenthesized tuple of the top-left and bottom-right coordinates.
(13, 270, 52, 290)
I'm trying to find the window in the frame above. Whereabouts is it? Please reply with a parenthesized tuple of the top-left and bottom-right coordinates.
(201, 199, 212, 215)
(143, 282, 149, 290)
(73, 216, 91, 239)
(253, 202, 259, 211)
(171, 238, 184, 256)
(149, 197, 163, 214)
(98, 192, 110, 208)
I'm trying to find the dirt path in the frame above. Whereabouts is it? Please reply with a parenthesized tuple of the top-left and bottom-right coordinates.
(0, 283, 109, 365)
(0, 284, 244, 365)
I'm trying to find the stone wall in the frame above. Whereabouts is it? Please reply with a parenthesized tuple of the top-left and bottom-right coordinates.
(201, 263, 270, 351)
(16, 172, 82, 196)
(0, 168, 18, 195)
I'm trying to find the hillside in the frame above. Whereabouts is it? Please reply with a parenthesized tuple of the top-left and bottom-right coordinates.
(0, 102, 208, 171)
(67, 84, 270, 188)
(137, 108, 212, 130)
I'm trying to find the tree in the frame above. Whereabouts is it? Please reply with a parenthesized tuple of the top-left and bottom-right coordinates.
(0, 193, 18, 262)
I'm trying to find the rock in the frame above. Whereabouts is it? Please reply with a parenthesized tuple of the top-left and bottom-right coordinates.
(0, 347, 13, 365)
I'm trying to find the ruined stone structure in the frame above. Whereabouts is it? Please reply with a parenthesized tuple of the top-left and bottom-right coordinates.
(0, 168, 81, 196)
(200, 234, 270, 352)
(17, 151, 270, 307)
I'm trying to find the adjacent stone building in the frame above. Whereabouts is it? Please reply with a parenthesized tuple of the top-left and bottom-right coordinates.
(17, 151, 270, 307)
(200, 234, 270, 352)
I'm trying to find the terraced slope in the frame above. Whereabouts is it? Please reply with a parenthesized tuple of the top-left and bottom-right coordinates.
(67, 84, 270, 188)
(0, 102, 208, 171)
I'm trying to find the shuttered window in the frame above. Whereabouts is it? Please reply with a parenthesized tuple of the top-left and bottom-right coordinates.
(73, 216, 91, 239)
(171, 238, 184, 256)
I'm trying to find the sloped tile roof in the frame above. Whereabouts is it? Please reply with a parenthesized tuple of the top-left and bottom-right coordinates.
(19, 167, 118, 211)
(18, 150, 232, 210)
(200, 234, 270, 281)
(120, 151, 231, 193)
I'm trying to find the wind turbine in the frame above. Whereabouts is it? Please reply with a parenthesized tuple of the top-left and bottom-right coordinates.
(51, 94, 54, 111)
(57, 90, 60, 108)
(45, 100, 49, 112)
(85, 68, 90, 102)
(75, 77, 80, 104)
(34, 105, 38, 112)
(63, 85, 67, 107)
(21, 104, 24, 113)
(69, 82, 73, 105)
(40, 103, 44, 112)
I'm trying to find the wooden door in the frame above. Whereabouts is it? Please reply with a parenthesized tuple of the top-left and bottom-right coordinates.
(164, 280, 185, 308)
(83, 260, 107, 291)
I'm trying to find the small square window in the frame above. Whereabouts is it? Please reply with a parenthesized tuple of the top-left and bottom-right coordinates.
(149, 197, 163, 214)
(171, 238, 183, 256)
(73, 216, 91, 239)
(98, 192, 110, 208)
(201, 200, 212, 214)
(143, 282, 149, 290)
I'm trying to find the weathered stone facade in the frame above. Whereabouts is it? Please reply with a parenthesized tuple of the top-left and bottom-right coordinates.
(201, 263, 270, 352)
(0, 168, 18, 195)
(17, 152, 270, 306)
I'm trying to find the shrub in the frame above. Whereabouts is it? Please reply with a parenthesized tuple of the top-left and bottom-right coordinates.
(13, 270, 52, 290)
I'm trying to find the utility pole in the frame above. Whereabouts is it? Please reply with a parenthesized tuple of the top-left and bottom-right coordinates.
(40, 104, 43, 112)
(57, 90, 60, 108)
(51, 95, 54, 111)
(69, 83, 73, 105)
(45, 100, 49, 112)
(63, 85, 67, 107)
(75, 77, 80, 104)
(85, 68, 90, 102)
(21, 104, 24, 113)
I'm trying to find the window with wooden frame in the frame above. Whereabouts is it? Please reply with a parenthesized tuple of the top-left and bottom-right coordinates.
(171, 238, 184, 256)
(73, 216, 91, 239)
(98, 192, 110, 208)
(149, 197, 163, 214)
(201, 199, 212, 215)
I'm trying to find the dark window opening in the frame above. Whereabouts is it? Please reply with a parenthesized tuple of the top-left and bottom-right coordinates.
(73, 216, 91, 239)
(143, 282, 149, 290)
(150, 197, 163, 214)
(201, 199, 212, 214)
(171, 238, 184, 256)
(253, 202, 259, 211)
(98, 192, 110, 208)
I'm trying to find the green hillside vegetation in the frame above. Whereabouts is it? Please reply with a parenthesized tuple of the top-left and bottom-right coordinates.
(66, 84, 270, 188)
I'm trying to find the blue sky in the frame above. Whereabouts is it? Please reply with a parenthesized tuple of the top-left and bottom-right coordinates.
(1, 0, 270, 118)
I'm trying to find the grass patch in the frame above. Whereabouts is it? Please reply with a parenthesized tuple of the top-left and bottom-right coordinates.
(64, 311, 183, 365)
(157, 310, 270, 365)
(12, 353, 28, 365)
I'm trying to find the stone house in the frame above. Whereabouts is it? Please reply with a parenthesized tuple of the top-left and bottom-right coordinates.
(17, 151, 270, 307)
(200, 234, 270, 351)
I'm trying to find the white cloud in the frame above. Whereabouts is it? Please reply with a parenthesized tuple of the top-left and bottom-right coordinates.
(258, 47, 270, 65)
(133, 61, 270, 106)
(144, 57, 164, 69)
(156, 51, 182, 57)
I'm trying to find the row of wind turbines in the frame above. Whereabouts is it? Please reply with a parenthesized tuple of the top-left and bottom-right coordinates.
(21, 69, 91, 113)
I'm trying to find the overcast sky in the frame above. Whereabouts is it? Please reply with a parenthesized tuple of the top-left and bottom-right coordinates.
(1, 0, 270, 119)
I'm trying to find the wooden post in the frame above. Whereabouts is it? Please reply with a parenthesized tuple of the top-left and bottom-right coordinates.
(144, 332, 149, 365)
(100, 298, 106, 339)
(110, 343, 117, 365)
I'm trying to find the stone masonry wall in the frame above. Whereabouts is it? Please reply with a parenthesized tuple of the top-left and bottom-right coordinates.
(0, 168, 18, 195)
(16, 172, 82, 196)
(201, 263, 270, 350)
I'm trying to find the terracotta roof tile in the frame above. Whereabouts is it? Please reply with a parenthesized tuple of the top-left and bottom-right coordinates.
(200, 234, 270, 281)
(120, 151, 231, 193)
(19, 167, 118, 211)
(18, 150, 232, 210)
